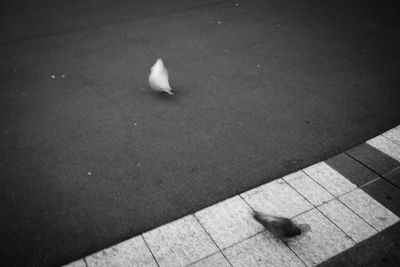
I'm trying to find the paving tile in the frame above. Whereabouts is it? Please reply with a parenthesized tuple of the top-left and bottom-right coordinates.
(346, 143, 400, 176)
(189, 252, 231, 267)
(288, 209, 355, 266)
(384, 166, 400, 188)
(318, 199, 377, 243)
(303, 162, 357, 197)
(362, 178, 400, 217)
(367, 135, 400, 162)
(241, 179, 313, 218)
(63, 259, 87, 267)
(383, 125, 400, 145)
(223, 231, 305, 267)
(339, 189, 400, 231)
(142, 215, 218, 267)
(316, 222, 400, 267)
(325, 153, 379, 187)
(283, 171, 334, 206)
(85, 236, 157, 267)
(195, 195, 263, 249)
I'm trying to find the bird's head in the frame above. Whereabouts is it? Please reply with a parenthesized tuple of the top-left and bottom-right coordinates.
(151, 58, 164, 72)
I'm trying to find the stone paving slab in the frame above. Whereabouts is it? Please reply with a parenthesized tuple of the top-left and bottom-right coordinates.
(283, 171, 334, 206)
(223, 231, 305, 267)
(194, 195, 263, 249)
(347, 143, 400, 176)
(240, 179, 313, 218)
(362, 178, 400, 216)
(325, 153, 379, 187)
(288, 209, 355, 266)
(85, 236, 157, 267)
(63, 125, 400, 267)
(318, 199, 377, 243)
(382, 125, 400, 145)
(383, 167, 400, 188)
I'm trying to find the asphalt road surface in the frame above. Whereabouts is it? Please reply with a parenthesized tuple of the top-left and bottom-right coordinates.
(1, 0, 399, 266)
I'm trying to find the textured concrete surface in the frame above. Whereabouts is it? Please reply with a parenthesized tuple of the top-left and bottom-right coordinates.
(283, 171, 334, 206)
(195, 196, 263, 249)
(289, 209, 355, 266)
(303, 162, 357, 197)
(1, 0, 400, 266)
(85, 236, 157, 267)
(241, 179, 313, 218)
(367, 136, 400, 162)
(347, 143, 400, 176)
(142, 215, 218, 267)
(382, 126, 400, 145)
(188, 252, 231, 267)
(62, 125, 400, 267)
(339, 189, 399, 231)
(223, 231, 305, 267)
(318, 199, 377, 243)
(326, 153, 379, 187)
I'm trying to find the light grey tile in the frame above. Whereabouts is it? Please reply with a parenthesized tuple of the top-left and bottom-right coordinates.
(223, 231, 305, 267)
(339, 189, 400, 231)
(383, 125, 400, 145)
(303, 162, 357, 197)
(189, 252, 231, 267)
(63, 259, 87, 267)
(241, 179, 313, 218)
(195, 195, 263, 249)
(85, 236, 157, 267)
(143, 215, 218, 267)
(283, 171, 334, 206)
(288, 209, 355, 266)
(367, 135, 400, 162)
(318, 199, 377, 243)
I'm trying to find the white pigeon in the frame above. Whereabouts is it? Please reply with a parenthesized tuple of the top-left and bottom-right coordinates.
(148, 58, 174, 95)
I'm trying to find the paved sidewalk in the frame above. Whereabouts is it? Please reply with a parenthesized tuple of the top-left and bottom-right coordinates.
(64, 125, 400, 267)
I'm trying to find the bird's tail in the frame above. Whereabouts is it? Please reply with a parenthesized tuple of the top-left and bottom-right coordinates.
(252, 210, 271, 225)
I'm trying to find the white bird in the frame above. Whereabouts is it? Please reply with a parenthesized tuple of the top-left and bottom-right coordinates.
(148, 58, 174, 95)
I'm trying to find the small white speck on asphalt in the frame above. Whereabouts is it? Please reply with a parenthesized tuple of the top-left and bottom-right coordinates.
(235, 3, 239, 6)
(217, 20, 222, 24)
(88, 171, 92, 175)
(51, 75, 56, 79)
(256, 64, 261, 68)
(61, 74, 66, 78)
(134, 122, 137, 126)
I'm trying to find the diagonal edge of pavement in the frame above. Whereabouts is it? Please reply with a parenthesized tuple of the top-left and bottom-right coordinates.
(64, 124, 400, 267)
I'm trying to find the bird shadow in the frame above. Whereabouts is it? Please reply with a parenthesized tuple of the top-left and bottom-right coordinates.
(144, 86, 185, 104)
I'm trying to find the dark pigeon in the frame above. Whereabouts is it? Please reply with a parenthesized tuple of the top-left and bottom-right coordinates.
(253, 211, 302, 239)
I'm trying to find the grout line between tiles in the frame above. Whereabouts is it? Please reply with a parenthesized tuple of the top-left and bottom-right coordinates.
(141, 234, 161, 267)
(282, 178, 358, 245)
(239, 193, 309, 267)
(382, 132, 400, 146)
(192, 214, 234, 267)
(344, 151, 400, 191)
(183, 251, 223, 267)
(334, 192, 381, 233)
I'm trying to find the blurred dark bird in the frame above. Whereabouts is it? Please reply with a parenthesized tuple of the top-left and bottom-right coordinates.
(253, 211, 302, 239)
